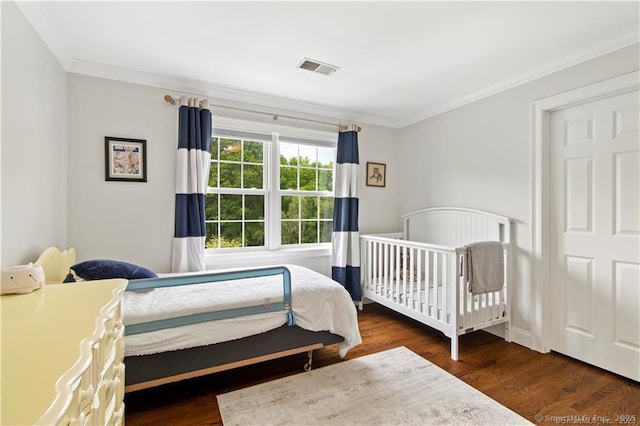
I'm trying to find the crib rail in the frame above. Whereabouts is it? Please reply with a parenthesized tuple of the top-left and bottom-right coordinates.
(360, 234, 510, 340)
(361, 235, 456, 329)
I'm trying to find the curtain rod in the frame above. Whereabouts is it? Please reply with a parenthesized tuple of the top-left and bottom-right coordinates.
(163, 94, 361, 132)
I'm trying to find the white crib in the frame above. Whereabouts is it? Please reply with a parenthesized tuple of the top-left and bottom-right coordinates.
(360, 207, 512, 360)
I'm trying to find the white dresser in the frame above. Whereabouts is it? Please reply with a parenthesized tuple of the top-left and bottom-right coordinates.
(1, 279, 127, 425)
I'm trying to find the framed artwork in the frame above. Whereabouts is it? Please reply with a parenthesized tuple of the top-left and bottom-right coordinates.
(105, 137, 147, 182)
(366, 162, 386, 187)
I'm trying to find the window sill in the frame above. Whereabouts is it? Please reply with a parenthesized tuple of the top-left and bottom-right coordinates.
(205, 246, 332, 270)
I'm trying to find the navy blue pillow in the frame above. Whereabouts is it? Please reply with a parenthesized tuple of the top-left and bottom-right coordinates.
(63, 259, 157, 282)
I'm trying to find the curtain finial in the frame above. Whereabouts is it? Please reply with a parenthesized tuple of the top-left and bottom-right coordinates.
(339, 123, 361, 132)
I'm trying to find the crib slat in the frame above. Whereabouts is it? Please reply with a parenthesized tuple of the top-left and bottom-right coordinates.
(401, 247, 406, 306)
(462, 252, 469, 329)
(436, 252, 442, 320)
(442, 252, 448, 322)
(382, 242, 388, 298)
(424, 251, 430, 316)
(413, 250, 426, 309)
(372, 240, 377, 293)
(395, 244, 400, 302)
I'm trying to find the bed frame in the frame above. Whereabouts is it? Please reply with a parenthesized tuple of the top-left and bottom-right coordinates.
(34, 248, 345, 392)
(360, 207, 511, 360)
(125, 325, 343, 392)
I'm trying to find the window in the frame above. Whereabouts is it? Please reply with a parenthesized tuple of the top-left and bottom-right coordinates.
(280, 142, 334, 245)
(205, 129, 335, 251)
(205, 136, 268, 249)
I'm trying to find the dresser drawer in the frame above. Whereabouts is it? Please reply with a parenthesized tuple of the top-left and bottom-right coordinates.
(91, 378, 119, 426)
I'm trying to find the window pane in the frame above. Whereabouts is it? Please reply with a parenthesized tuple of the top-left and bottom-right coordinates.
(320, 221, 333, 243)
(245, 222, 264, 247)
(208, 162, 219, 188)
(245, 195, 264, 220)
(205, 194, 218, 220)
(220, 194, 242, 220)
(318, 147, 333, 168)
(301, 196, 318, 220)
(210, 137, 219, 161)
(318, 169, 332, 191)
(205, 223, 219, 249)
(243, 164, 263, 189)
(299, 168, 316, 190)
(282, 195, 299, 219)
(280, 166, 297, 190)
(301, 221, 318, 244)
(299, 145, 316, 166)
(319, 197, 334, 219)
(220, 222, 242, 248)
(220, 138, 241, 161)
(280, 142, 298, 165)
(220, 163, 241, 188)
(244, 140, 263, 163)
(281, 221, 299, 245)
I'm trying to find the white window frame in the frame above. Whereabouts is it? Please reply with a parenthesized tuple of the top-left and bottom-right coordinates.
(206, 117, 337, 258)
(276, 136, 336, 248)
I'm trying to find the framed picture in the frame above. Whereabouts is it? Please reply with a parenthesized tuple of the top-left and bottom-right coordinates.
(366, 162, 386, 187)
(105, 137, 147, 182)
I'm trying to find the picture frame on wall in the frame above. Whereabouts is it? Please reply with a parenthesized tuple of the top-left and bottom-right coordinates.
(105, 137, 147, 182)
(366, 162, 386, 187)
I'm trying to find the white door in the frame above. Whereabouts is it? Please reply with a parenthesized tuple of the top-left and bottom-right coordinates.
(550, 89, 639, 381)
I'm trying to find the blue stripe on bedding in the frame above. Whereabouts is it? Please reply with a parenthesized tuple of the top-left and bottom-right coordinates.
(125, 266, 293, 335)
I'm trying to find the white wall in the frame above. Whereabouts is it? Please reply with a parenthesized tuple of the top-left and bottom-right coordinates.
(67, 75, 177, 272)
(358, 124, 400, 234)
(397, 44, 639, 348)
(67, 74, 400, 274)
(1, 2, 68, 267)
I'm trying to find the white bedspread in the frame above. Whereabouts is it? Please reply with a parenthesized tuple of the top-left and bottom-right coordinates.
(123, 265, 362, 358)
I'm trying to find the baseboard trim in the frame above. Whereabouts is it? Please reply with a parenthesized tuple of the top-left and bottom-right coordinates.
(511, 326, 537, 351)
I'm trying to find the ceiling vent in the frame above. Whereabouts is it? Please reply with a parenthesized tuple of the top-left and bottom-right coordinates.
(297, 58, 339, 76)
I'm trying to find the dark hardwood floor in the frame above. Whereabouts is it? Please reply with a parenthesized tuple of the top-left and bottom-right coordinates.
(125, 303, 639, 425)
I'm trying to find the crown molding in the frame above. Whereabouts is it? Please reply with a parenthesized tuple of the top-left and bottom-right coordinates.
(68, 60, 398, 129)
(16, 2, 74, 70)
(398, 25, 640, 127)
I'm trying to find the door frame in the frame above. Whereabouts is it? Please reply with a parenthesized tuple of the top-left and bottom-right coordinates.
(530, 70, 639, 353)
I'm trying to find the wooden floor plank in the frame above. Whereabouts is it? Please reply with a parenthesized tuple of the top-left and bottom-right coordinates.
(125, 303, 640, 425)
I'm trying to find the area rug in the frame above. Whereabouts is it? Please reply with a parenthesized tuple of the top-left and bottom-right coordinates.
(217, 346, 532, 425)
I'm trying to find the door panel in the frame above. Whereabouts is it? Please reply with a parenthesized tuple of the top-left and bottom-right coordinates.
(550, 90, 639, 381)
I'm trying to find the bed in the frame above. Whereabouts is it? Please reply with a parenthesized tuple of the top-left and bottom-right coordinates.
(34, 247, 362, 392)
(360, 207, 512, 360)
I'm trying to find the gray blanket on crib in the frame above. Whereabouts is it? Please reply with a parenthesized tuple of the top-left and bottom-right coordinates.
(466, 241, 504, 295)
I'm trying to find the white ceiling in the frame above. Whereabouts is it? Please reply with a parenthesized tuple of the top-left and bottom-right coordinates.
(18, 1, 640, 128)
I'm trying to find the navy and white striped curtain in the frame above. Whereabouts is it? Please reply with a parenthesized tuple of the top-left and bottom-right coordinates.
(171, 97, 212, 272)
(331, 127, 361, 301)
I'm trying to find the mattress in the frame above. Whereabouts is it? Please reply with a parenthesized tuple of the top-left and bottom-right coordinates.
(123, 265, 361, 358)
